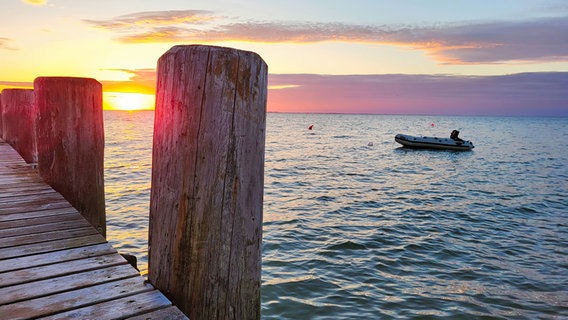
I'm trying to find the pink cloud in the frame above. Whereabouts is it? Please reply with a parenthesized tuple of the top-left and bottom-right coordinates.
(267, 73, 568, 116)
(2, 71, 565, 116)
(410, 18, 568, 63)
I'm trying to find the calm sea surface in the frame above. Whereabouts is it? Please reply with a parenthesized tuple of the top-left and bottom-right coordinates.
(104, 111, 568, 319)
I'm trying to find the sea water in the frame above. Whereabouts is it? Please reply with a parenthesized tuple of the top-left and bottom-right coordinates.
(104, 111, 568, 319)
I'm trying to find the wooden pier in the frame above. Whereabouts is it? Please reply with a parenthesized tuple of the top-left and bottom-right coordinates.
(0, 140, 188, 320)
(1, 45, 266, 320)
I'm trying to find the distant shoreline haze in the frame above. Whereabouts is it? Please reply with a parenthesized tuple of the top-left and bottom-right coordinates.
(267, 73, 568, 117)
(2, 72, 567, 117)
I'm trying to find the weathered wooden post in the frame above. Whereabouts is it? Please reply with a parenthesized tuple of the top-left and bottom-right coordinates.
(149, 45, 267, 319)
(34, 77, 106, 237)
(0, 89, 37, 163)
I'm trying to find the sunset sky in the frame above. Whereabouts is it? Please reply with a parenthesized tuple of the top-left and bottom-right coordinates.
(1, 0, 567, 115)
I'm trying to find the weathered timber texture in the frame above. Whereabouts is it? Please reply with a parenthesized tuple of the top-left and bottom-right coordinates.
(0, 89, 37, 163)
(149, 45, 268, 320)
(34, 77, 106, 237)
(0, 141, 188, 319)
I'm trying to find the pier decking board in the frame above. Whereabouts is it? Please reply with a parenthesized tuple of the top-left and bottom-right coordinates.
(0, 201, 76, 216)
(0, 140, 188, 320)
(0, 207, 82, 225)
(0, 214, 91, 233)
(0, 234, 108, 260)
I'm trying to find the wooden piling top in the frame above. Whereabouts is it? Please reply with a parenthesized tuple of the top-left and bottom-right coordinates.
(0, 140, 188, 319)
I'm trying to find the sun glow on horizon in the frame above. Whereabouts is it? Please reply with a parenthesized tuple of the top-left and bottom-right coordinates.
(103, 92, 155, 111)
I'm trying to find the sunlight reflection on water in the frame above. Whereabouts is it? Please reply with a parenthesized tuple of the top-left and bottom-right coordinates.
(104, 110, 153, 275)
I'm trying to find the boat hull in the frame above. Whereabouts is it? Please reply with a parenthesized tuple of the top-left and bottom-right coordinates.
(395, 134, 474, 151)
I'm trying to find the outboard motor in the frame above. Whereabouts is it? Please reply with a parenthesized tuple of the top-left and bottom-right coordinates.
(450, 130, 460, 140)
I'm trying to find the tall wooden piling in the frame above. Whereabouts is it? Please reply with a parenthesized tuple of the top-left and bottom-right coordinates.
(34, 77, 106, 237)
(0, 89, 37, 163)
(149, 45, 268, 319)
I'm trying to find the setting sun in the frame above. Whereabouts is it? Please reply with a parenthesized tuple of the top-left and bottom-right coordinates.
(103, 92, 155, 111)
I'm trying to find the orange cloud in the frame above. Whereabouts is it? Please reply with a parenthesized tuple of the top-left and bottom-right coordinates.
(0, 80, 33, 92)
(84, 10, 216, 29)
(99, 68, 156, 95)
(0, 81, 33, 87)
(85, 10, 568, 64)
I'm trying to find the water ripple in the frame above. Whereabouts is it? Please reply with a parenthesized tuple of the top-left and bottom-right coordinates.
(262, 114, 568, 319)
(104, 112, 568, 319)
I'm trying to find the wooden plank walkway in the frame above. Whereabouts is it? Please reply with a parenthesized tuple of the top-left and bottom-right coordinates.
(0, 140, 188, 320)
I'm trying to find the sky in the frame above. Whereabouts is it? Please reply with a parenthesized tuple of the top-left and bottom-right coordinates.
(0, 0, 567, 115)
